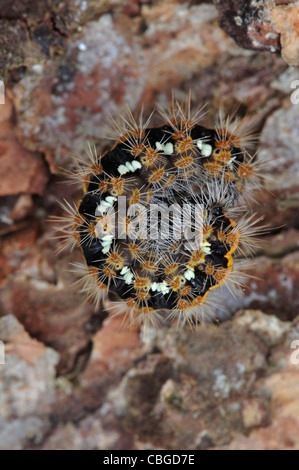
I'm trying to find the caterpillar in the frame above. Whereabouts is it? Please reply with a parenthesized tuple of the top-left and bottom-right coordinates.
(52, 96, 264, 330)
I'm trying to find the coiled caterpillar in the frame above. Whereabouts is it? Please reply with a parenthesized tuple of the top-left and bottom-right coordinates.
(52, 96, 264, 329)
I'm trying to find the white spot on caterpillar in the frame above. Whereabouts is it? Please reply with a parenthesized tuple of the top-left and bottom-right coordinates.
(105, 196, 117, 205)
(102, 235, 113, 241)
(132, 160, 142, 170)
(120, 266, 130, 275)
(102, 241, 111, 250)
(101, 234, 113, 253)
(203, 144, 212, 156)
(125, 161, 135, 172)
(118, 164, 129, 175)
(124, 269, 134, 284)
(150, 281, 170, 294)
(102, 245, 111, 254)
(101, 201, 112, 208)
(202, 145, 212, 157)
(158, 281, 170, 295)
(155, 141, 174, 155)
(102, 241, 112, 247)
(119, 160, 142, 174)
(201, 241, 211, 254)
(184, 269, 195, 281)
(196, 140, 212, 157)
(196, 140, 203, 150)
